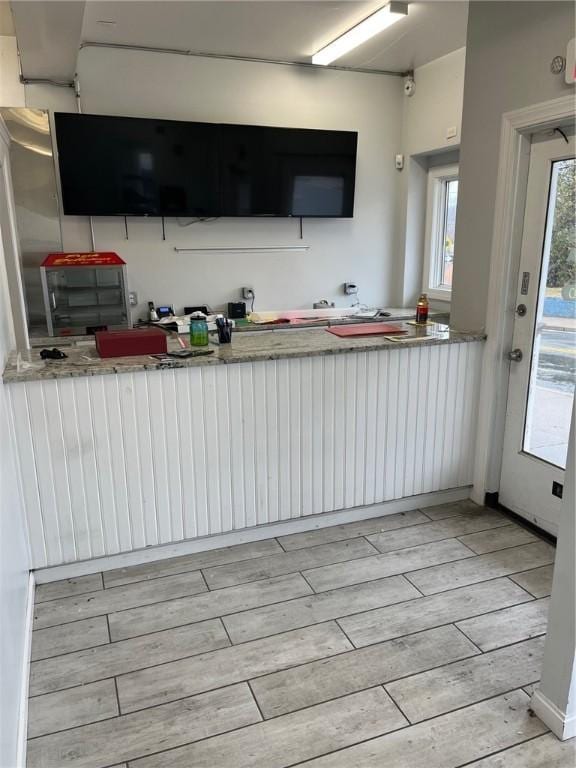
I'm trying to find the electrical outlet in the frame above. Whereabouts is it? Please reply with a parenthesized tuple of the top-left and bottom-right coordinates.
(242, 286, 255, 300)
(128, 291, 138, 306)
(344, 282, 358, 296)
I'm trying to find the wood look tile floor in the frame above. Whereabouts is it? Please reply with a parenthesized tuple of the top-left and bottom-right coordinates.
(27, 501, 575, 768)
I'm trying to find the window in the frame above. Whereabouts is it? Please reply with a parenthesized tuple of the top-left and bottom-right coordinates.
(423, 164, 459, 300)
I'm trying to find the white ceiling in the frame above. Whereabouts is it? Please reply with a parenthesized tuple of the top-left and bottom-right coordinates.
(12, 0, 468, 80)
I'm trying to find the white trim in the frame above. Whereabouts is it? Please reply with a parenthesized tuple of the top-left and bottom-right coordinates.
(16, 572, 34, 768)
(0, 115, 11, 149)
(471, 94, 575, 503)
(0, 133, 29, 351)
(531, 688, 576, 741)
(33, 486, 471, 583)
(426, 286, 452, 303)
(423, 163, 458, 301)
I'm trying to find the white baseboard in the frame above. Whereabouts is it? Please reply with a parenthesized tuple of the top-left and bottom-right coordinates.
(16, 572, 34, 768)
(531, 688, 576, 741)
(34, 486, 471, 583)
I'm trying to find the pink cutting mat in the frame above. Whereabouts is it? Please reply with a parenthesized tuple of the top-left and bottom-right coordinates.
(326, 323, 408, 337)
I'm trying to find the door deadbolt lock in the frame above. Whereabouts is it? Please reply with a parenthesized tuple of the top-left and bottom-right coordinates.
(516, 303, 527, 317)
(508, 349, 523, 362)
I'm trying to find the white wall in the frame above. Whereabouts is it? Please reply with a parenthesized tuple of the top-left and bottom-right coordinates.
(452, 0, 575, 332)
(402, 47, 466, 158)
(28, 47, 404, 319)
(21, 46, 470, 322)
(0, 138, 30, 767)
(0, 36, 24, 107)
(532, 406, 576, 738)
(394, 47, 466, 308)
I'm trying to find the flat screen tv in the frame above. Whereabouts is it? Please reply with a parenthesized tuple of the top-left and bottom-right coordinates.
(54, 113, 357, 218)
(219, 124, 357, 218)
(55, 113, 220, 217)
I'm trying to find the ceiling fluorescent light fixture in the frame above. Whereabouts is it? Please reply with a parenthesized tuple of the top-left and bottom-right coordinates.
(312, 2, 408, 66)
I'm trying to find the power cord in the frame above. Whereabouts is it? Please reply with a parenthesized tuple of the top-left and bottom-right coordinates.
(243, 287, 256, 313)
(177, 217, 220, 227)
(352, 290, 369, 312)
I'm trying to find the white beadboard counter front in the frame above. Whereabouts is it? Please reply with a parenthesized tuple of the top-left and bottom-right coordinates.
(4, 325, 485, 569)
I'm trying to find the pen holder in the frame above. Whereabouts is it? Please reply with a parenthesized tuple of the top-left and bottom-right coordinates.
(216, 319, 233, 344)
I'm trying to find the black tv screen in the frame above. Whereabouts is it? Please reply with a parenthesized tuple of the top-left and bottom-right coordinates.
(54, 113, 357, 218)
(55, 113, 220, 217)
(219, 124, 357, 217)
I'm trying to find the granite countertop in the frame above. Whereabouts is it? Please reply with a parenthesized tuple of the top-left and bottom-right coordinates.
(4, 322, 486, 384)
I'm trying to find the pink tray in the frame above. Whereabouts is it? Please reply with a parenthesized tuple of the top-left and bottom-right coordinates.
(326, 323, 407, 337)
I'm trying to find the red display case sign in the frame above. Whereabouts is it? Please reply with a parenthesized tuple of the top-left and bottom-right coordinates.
(41, 252, 126, 267)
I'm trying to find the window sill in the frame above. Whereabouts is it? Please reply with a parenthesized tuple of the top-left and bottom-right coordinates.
(425, 288, 452, 303)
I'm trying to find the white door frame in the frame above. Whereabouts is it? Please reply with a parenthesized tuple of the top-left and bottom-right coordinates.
(0, 117, 29, 351)
(471, 94, 575, 505)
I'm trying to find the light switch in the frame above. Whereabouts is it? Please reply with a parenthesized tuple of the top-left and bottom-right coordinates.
(446, 126, 458, 140)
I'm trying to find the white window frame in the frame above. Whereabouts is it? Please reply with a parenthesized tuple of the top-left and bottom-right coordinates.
(423, 163, 459, 301)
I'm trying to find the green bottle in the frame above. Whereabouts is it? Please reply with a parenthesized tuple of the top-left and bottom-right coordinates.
(189, 312, 209, 347)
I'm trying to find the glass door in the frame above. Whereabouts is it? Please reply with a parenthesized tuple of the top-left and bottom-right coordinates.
(523, 156, 575, 468)
(499, 133, 575, 535)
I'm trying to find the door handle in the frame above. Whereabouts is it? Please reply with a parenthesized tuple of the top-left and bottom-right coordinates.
(508, 349, 523, 362)
(51, 291, 57, 310)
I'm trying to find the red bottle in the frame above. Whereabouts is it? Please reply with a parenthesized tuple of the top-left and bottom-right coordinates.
(416, 293, 429, 324)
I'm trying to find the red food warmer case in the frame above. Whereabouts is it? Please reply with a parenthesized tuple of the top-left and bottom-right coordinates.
(40, 252, 131, 336)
